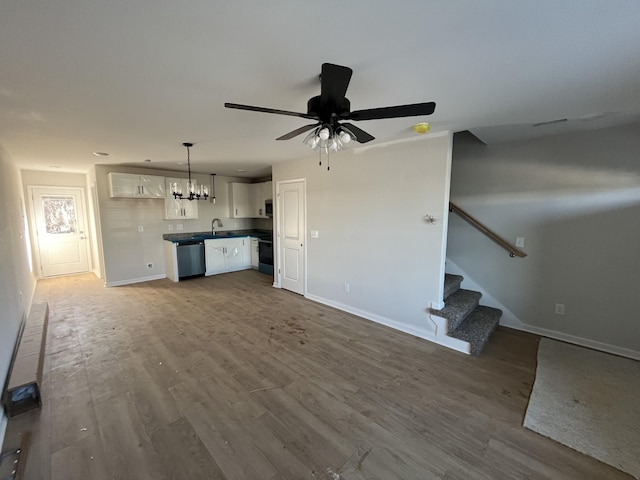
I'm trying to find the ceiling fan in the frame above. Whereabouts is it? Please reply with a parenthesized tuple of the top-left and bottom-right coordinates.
(224, 63, 436, 149)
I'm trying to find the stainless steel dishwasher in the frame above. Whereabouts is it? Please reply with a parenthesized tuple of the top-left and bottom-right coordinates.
(176, 240, 205, 279)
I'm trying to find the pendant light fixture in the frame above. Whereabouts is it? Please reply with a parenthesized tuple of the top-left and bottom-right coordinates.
(171, 142, 209, 201)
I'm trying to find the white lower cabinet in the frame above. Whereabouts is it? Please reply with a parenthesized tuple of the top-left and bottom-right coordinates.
(205, 237, 251, 276)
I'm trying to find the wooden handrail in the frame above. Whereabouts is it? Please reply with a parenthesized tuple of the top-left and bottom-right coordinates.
(449, 202, 527, 258)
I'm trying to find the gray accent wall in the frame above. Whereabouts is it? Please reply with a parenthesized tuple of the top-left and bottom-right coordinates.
(272, 133, 452, 340)
(448, 124, 640, 356)
(0, 143, 37, 434)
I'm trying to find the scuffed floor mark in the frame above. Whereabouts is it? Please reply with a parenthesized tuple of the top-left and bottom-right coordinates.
(356, 448, 371, 470)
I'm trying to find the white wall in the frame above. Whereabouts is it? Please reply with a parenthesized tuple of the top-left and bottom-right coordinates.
(272, 133, 452, 340)
(448, 124, 640, 357)
(93, 165, 265, 286)
(0, 144, 37, 444)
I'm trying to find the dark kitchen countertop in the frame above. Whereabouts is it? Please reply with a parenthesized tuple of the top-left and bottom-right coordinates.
(163, 229, 273, 243)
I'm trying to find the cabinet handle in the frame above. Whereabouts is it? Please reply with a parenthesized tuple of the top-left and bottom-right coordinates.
(235, 208, 238, 216)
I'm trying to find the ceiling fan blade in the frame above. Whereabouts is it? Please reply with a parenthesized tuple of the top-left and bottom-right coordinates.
(340, 123, 375, 143)
(276, 123, 319, 141)
(348, 102, 436, 121)
(320, 63, 353, 107)
(225, 103, 317, 120)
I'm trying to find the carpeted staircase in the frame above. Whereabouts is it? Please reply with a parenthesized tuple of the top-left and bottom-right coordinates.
(430, 274, 502, 355)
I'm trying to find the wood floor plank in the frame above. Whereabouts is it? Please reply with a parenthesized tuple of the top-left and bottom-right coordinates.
(178, 399, 278, 480)
(150, 416, 225, 480)
(5, 271, 632, 480)
(49, 366, 98, 453)
(50, 433, 110, 480)
(93, 392, 167, 480)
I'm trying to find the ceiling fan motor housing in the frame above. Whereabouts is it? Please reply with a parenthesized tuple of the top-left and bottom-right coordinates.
(307, 95, 350, 122)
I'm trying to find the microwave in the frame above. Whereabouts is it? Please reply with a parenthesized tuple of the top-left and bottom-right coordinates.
(265, 199, 273, 217)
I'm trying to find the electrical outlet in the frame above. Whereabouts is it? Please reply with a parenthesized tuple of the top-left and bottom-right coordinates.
(516, 237, 525, 248)
(137, 225, 144, 232)
(311, 230, 319, 238)
(147, 263, 153, 269)
(555, 303, 566, 315)
(167, 224, 174, 231)
(176, 224, 183, 231)
(344, 282, 350, 293)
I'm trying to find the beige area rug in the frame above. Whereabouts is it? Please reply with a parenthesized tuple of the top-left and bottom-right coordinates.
(524, 338, 640, 479)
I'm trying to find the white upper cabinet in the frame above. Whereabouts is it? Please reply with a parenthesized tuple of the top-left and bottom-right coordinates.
(164, 177, 199, 219)
(108, 172, 165, 198)
(230, 181, 273, 218)
(229, 183, 252, 218)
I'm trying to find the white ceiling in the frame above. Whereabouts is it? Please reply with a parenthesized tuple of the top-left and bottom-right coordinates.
(1, 1, 639, 178)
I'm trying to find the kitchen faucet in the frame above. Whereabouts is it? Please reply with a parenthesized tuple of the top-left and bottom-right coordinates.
(211, 218, 223, 234)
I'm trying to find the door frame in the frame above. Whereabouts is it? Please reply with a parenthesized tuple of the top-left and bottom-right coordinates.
(27, 185, 92, 278)
(274, 178, 307, 294)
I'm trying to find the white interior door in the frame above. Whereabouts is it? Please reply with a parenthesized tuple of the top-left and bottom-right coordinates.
(278, 180, 305, 295)
(31, 186, 90, 277)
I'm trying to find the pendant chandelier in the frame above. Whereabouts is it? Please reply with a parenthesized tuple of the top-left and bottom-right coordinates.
(302, 124, 355, 171)
(171, 142, 209, 201)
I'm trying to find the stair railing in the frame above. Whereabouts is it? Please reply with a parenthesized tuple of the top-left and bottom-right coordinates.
(449, 202, 527, 258)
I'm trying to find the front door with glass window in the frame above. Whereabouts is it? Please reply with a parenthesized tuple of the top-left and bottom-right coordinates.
(30, 186, 89, 277)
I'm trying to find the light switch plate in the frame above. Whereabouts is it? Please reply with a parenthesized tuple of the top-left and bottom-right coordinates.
(311, 230, 319, 238)
(516, 237, 525, 248)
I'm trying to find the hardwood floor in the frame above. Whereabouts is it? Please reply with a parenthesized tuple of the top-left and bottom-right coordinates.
(3, 271, 630, 479)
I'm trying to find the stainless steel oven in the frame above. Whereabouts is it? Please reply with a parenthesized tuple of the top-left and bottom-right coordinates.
(258, 238, 273, 276)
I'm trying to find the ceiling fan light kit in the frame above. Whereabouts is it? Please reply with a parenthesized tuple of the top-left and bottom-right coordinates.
(171, 142, 209, 201)
(225, 63, 436, 170)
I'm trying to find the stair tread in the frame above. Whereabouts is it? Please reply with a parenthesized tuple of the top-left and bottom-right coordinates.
(443, 274, 464, 299)
(431, 289, 482, 331)
(450, 306, 502, 356)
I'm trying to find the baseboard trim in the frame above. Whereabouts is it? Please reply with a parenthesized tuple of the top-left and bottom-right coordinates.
(304, 293, 437, 342)
(518, 324, 640, 361)
(105, 274, 166, 287)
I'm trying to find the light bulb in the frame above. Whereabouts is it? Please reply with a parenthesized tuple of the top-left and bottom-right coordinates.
(340, 131, 352, 144)
(318, 127, 330, 140)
